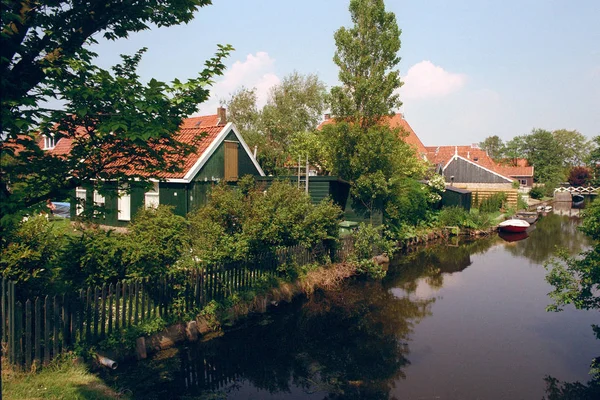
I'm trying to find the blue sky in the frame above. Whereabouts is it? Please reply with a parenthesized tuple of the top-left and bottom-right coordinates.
(92, 0, 600, 146)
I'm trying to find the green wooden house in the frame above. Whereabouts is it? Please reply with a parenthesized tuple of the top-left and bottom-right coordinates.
(67, 109, 265, 226)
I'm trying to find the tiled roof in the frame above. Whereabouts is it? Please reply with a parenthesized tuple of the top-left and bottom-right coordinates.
(46, 114, 226, 179)
(318, 113, 427, 155)
(425, 145, 535, 180)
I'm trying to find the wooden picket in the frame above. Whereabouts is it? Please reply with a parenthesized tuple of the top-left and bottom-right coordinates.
(1, 240, 358, 369)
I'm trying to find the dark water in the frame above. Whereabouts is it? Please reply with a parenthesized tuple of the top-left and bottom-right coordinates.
(106, 213, 598, 399)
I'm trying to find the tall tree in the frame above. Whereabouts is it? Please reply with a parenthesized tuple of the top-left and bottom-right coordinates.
(325, 0, 425, 221)
(522, 129, 565, 184)
(226, 72, 328, 175)
(1, 1, 232, 226)
(330, 0, 402, 128)
(589, 136, 600, 186)
(479, 135, 504, 160)
(503, 135, 527, 166)
(552, 129, 590, 167)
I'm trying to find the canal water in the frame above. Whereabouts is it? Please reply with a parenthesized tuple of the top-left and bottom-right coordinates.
(106, 212, 598, 399)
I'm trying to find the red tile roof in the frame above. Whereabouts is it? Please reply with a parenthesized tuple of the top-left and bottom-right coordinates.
(318, 113, 427, 155)
(46, 115, 227, 180)
(425, 145, 533, 179)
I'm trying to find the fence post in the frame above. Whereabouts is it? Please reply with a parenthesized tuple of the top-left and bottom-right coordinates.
(53, 296, 59, 357)
(93, 286, 100, 341)
(15, 301, 23, 369)
(25, 299, 32, 370)
(85, 288, 92, 344)
(108, 284, 114, 336)
(1, 278, 6, 345)
(100, 284, 107, 339)
(134, 280, 140, 325)
(121, 282, 127, 328)
(115, 282, 121, 331)
(34, 297, 41, 366)
(44, 295, 50, 364)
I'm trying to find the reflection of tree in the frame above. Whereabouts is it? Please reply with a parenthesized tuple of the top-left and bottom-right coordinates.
(386, 237, 498, 292)
(104, 282, 433, 399)
(504, 214, 590, 263)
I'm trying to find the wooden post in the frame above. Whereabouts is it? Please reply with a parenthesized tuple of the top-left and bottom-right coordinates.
(44, 295, 50, 364)
(93, 286, 99, 341)
(100, 284, 107, 339)
(25, 299, 32, 370)
(78, 289, 84, 344)
(108, 284, 114, 336)
(121, 282, 127, 328)
(1, 278, 6, 344)
(62, 294, 67, 352)
(127, 281, 133, 326)
(85, 288, 91, 344)
(134, 281, 140, 325)
(34, 297, 41, 366)
(115, 282, 121, 331)
(53, 296, 59, 357)
(15, 301, 23, 368)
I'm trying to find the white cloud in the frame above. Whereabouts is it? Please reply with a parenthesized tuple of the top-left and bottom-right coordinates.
(400, 60, 467, 100)
(196, 52, 280, 115)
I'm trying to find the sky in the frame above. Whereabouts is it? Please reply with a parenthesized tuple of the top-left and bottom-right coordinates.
(91, 0, 600, 146)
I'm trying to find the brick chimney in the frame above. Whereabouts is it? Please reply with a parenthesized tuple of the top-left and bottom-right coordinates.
(217, 107, 227, 125)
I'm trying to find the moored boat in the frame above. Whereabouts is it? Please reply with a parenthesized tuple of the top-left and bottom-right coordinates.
(514, 212, 538, 224)
(498, 219, 530, 233)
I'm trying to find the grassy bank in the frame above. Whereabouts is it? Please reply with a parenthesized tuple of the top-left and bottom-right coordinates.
(2, 359, 126, 400)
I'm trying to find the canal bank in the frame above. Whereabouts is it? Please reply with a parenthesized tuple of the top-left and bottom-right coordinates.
(97, 212, 597, 399)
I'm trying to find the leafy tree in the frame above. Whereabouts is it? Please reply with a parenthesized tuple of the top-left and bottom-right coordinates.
(1, 0, 233, 229)
(553, 129, 590, 167)
(330, 0, 402, 127)
(325, 0, 426, 222)
(226, 73, 328, 175)
(568, 166, 592, 186)
(503, 135, 527, 166)
(588, 136, 600, 186)
(523, 129, 566, 185)
(479, 135, 504, 160)
(544, 198, 600, 398)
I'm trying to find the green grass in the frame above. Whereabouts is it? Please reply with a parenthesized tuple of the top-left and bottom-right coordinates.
(2, 359, 127, 400)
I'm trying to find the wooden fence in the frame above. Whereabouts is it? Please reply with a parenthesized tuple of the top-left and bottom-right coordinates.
(1, 238, 355, 369)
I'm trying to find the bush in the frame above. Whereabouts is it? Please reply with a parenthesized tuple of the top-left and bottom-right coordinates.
(351, 223, 394, 279)
(529, 186, 545, 199)
(189, 179, 342, 267)
(478, 192, 507, 213)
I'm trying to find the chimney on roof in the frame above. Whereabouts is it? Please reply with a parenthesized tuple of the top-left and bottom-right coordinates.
(467, 151, 470, 159)
(324, 113, 331, 121)
(217, 107, 227, 125)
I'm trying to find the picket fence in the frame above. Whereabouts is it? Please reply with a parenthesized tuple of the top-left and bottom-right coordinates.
(1, 238, 355, 369)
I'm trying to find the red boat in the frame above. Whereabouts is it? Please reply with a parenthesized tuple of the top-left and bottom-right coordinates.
(498, 219, 530, 233)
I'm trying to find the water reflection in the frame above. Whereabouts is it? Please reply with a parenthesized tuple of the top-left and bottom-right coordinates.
(104, 213, 595, 399)
(503, 213, 590, 263)
(106, 281, 434, 399)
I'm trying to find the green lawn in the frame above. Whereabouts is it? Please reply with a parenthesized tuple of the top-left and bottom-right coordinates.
(2, 359, 127, 400)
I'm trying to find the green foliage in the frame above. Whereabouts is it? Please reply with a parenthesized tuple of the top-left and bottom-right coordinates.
(0, 215, 65, 294)
(385, 179, 430, 228)
(199, 300, 222, 332)
(331, 0, 402, 125)
(98, 317, 168, 353)
(478, 192, 507, 213)
(1, 0, 232, 231)
(435, 207, 493, 230)
(189, 179, 342, 265)
(351, 223, 394, 279)
(479, 135, 504, 160)
(227, 73, 328, 175)
(125, 205, 192, 278)
(529, 186, 545, 200)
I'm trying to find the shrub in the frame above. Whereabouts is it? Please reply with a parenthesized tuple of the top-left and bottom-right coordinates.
(529, 186, 545, 199)
(568, 166, 591, 186)
(478, 192, 507, 213)
(351, 223, 394, 279)
(125, 205, 192, 278)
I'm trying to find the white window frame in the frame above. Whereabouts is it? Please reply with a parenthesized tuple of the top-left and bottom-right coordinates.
(145, 181, 160, 208)
(118, 184, 131, 221)
(75, 187, 86, 216)
(43, 135, 56, 150)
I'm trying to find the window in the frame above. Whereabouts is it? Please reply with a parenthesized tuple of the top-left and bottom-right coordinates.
(145, 182, 160, 208)
(520, 179, 527, 186)
(93, 190, 105, 206)
(75, 187, 86, 215)
(43, 135, 55, 150)
(118, 185, 131, 221)
(224, 141, 239, 181)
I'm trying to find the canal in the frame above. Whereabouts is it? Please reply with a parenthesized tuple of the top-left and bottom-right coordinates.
(106, 212, 598, 399)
